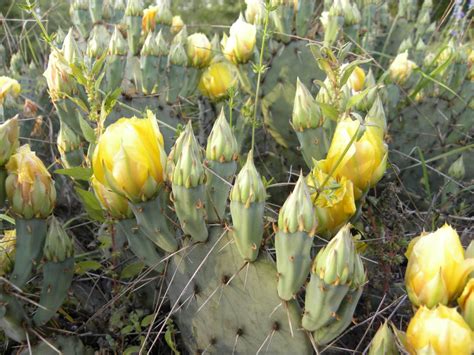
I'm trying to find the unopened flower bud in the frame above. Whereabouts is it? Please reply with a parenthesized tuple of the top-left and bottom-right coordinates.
(43, 216, 74, 262)
(292, 78, 322, 131)
(230, 152, 266, 205)
(206, 108, 238, 162)
(109, 26, 128, 56)
(388, 51, 417, 84)
(187, 33, 212, 68)
(171, 16, 184, 34)
(125, 0, 143, 16)
(0, 117, 20, 166)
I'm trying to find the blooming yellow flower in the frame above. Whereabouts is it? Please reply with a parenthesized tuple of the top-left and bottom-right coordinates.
(0, 76, 21, 105)
(388, 51, 417, 84)
(142, 6, 158, 33)
(348, 66, 365, 92)
(318, 115, 387, 199)
(306, 164, 356, 237)
(405, 224, 474, 308)
(458, 278, 474, 330)
(92, 110, 166, 202)
(91, 176, 132, 219)
(0, 117, 19, 166)
(5, 145, 56, 218)
(198, 61, 238, 101)
(222, 14, 256, 65)
(187, 33, 212, 68)
(406, 305, 474, 355)
(170, 15, 184, 35)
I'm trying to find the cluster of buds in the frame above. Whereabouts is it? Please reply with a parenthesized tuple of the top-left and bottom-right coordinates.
(221, 14, 257, 65)
(5, 145, 56, 219)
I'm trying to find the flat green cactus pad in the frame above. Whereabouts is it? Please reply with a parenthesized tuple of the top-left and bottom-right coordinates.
(261, 40, 324, 148)
(166, 226, 312, 354)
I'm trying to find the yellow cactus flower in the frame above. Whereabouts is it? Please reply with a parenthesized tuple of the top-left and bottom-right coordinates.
(92, 110, 166, 203)
(5, 145, 56, 219)
(0, 230, 16, 276)
(388, 51, 417, 84)
(318, 115, 387, 199)
(222, 14, 256, 64)
(198, 61, 238, 101)
(187, 33, 212, 68)
(458, 279, 474, 329)
(306, 165, 356, 237)
(142, 6, 158, 33)
(171, 15, 184, 35)
(0, 76, 21, 105)
(406, 305, 474, 355)
(91, 176, 132, 219)
(405, 224, 474, 308)
(43, 50, 76, 102)
(348, 66, 365, 92)
(0, 117, 20, 166)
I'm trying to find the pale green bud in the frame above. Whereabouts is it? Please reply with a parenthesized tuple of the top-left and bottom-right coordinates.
(230, 152, 266, 205)
(155, 30, 169, 56)
(87, 25, 110, 58)
(43, 216, 74, 262)
(398, 37, 413, 54)
(62, 28, 80, 65)
(292, 78, 323, 131)
(156, 0, 173, 25)
(141, 32, 160, 56)
(365, 95, 386, 134)
(416, 39, 426, 52)
(109, 26, 128, 56)
(172, 122, 205, 188)
(172, 26, 188, 46)
(368, 321, 399, 355)
(169, 42, 188, 66)
(206, 108, 238, 162)
(57, 122, 82, 156)
(125, 0, 144, 16)
(278, 174, 317, 235)
(448, 155, 465, 180)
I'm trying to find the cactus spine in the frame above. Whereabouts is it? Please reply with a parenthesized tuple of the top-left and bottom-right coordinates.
(230, 151, 266, 261)
(275, 173, 316, 300)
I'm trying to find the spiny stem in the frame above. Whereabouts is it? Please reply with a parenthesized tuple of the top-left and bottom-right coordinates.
(251, 2, 272, 151)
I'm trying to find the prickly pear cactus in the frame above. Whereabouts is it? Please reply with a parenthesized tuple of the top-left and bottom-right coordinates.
(166, 227, 312, 354)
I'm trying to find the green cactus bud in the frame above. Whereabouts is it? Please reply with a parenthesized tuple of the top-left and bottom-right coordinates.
(156, 0, 173, 25)
(53, 27, 66, 48)
(0, 230, 16, 276)
(125, 0, 143, 16)
(292, 78, 323, 131)
(166, 125, 190, 182)
(172, 26, 188, 46)
(398, 37, 413, 54)
(230, 151, 266, 261)
(62, 28, 80, 66)
(141, 31, 160, 57)
(205, 109, 238, 222)
(230, 152, 266, 205)
(206, 108, 238, 163)
(278, 174, 317, 235)
(275, 174, 316, 300)
(155, 30, 169, 56)
(169, 42, 188, 66)
(5, 145, 56, 219)
(89, 0, 104, 23)
(9, 52, 23, 75)
(114, 0, 126, 11)
(314, 224, 365, 286)
(57, 121, 85, 168)
(341, 0, 361, 26)
(368, 321, 399, 355)
(43, 216, 74, 263)
(172, 123, 205, 188)
(87, 25, 111, 58)
(448, 155, 465, 180)
(365, 95, 386, 135)
(109, 26, 128, 56)
(0, 116, 19, 166)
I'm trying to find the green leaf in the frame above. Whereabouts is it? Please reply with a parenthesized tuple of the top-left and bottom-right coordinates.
(318, 102, 339, 121)
(339, 59, 371, 87)
(120, 262, 145, 279)
(78, 115, 96, 143)
(55, 167, 93, 181)
(120, 325, 134, 335)
(141, 314, 154, 327)
(165, 320, 180, 355)
(0, 214, 15, 225)
(75, 187, 105, 222)
(75, 260, 102, 275)
(345, 88, 370, 110)
(123, 346, 140, 355)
